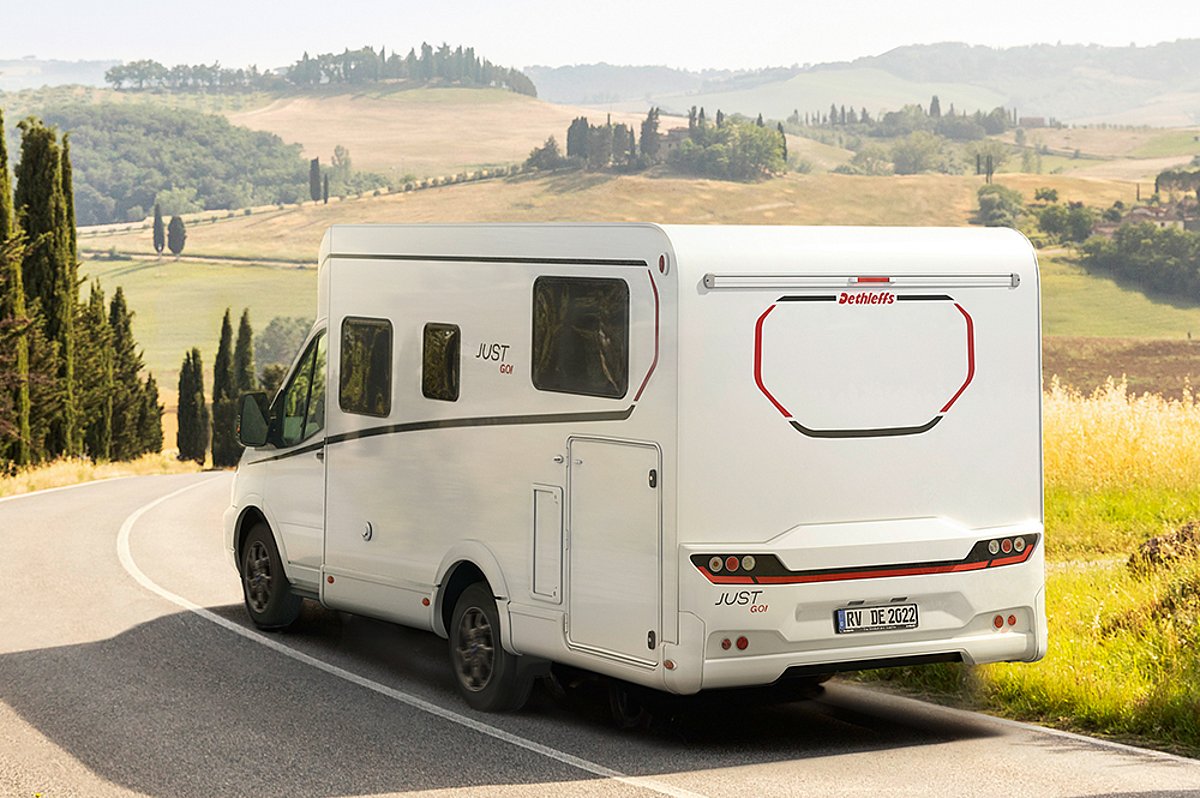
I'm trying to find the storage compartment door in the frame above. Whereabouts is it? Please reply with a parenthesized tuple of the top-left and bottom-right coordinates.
(567, 438, 661, 665)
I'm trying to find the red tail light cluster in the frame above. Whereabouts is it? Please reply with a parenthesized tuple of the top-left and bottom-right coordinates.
(708, 555, 757, 573)
(987, 537, 1026, 556)
(720, 636, 751, 652)
(993, 613, 1019, 629)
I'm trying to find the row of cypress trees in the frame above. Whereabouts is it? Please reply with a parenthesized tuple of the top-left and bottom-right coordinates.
(0, 110, 162, 471)
(176, 308, 258, 466)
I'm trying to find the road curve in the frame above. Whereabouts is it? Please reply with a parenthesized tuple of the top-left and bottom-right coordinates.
(2, 472, 1198, 798)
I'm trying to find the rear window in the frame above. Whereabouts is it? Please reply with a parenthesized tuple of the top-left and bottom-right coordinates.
(532, 276, 629, 399)
(339, 317, 392, 417)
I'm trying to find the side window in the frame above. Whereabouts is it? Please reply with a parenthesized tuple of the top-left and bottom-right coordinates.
(340, 317, 393, 417)
(422, 323, 460, 402)
(277, 331, 325, 448)
(532, 276, 629, 399)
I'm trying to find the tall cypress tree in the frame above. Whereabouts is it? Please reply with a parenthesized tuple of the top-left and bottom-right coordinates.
(0, 108, 31, 466)
(234, 309, 256, 394)
(152, 203, 165, 256)
(77, 281, 113, 461)
(176, 348, 208, 464)
(213, 308, 234, 402)
(211, 308, 238, 467)
(59, 131, 79, 455)
(309, 158, 321, 202)
(137, 373, 163, 455)
(15, 117, 75, 458)
(108, 287, 144, 460)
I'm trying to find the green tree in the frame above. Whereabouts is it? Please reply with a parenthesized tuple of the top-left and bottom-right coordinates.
(213, 308, 234, 403)
(975, 184, 1025, 228)
(0, 108, 31, 466)
(777, 122, 788, 165)
(890, 131, 943, 175)
(234, 309, 256, 394)
(15, 117, 76, 458)
(639, 107, 661, 164)
(309, 157, 321, 202)
(137, 373, 163, 455)
(76, 281, 114, 461)
(152, 203, 165, 255)
(108, 287, 145, 460)
(322, 174, 329, 204)
(929, 95, 942, 118)
(176, 348, 208, 465)
(1065, 204, 1098, 243)
(167, 215, 186, 257)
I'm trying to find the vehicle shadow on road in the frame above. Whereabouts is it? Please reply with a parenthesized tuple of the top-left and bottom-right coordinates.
(0, 602, 1006, 797)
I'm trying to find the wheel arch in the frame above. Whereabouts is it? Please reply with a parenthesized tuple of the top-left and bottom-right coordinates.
(233, 505, 270, 571)
(433, 542, 514, 653)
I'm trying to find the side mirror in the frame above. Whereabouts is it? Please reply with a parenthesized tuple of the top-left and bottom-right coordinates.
(237, 392, 271, 447)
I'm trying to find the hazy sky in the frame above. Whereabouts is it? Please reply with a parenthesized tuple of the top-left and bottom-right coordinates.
(7, 0, 1200, 70)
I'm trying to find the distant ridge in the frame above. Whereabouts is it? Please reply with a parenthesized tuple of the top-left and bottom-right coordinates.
(527, 41, 1200, 126)
(0, 58, 119, 91)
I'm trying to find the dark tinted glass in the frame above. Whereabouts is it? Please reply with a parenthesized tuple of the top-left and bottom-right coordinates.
(339, 317, 392, 417)
(532, 277, 629, 399)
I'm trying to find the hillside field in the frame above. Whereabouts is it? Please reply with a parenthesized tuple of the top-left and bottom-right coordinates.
(81, 171, 1138, 263)
(226, 87, 647, 178)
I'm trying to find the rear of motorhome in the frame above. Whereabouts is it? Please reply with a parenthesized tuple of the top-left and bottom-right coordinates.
(225, 223, 1045, 711)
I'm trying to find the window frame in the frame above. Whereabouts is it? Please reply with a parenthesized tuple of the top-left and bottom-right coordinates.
(338, 315, 394, 418)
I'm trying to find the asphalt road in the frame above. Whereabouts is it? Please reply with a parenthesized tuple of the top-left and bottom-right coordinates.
(2, 472, 1199, 798)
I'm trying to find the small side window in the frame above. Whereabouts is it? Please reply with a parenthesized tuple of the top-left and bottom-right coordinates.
(422, 323, 460, 402)
(276, 331, 326, 448)
(532, 276, 629, 399)
(340, 317, 392, 417)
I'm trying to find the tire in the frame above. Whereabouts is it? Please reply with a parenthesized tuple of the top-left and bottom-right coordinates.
(239, 521, 302, 630)
(449, 583, 533, 712)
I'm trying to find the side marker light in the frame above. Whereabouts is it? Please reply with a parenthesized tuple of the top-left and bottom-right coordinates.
(993, 615, 1004, 629)
(736, 636, 749, 651)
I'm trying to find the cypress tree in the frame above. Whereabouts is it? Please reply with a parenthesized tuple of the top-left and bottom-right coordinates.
(14, 117, 75, 458)
(137, 373, 163, 455)
(59, 131, 80, 455)
(211, 308, 238, 467)
(309, 158, 321, 202)
(176, 348, 208, 464)
(234, 309, 256, 394)
(213, 308, 234, 402)
(777, 122, 788, 165)
(77, 281, 114, 461)
(167, 215, 186, 257)
(108, 287, 145, 460)
(0, 108, 31, 466)
(152, 203, 164, 255)
(322, 174, 329, 204)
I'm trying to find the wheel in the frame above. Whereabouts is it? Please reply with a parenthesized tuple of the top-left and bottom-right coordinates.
(449, 583, 533, 712)
(608, 681, 653, 730)
(239, 521, 302, 630)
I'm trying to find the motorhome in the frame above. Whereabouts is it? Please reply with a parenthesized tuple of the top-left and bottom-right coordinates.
(225, 223, 1046, 712)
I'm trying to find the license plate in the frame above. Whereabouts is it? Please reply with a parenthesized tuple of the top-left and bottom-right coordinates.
(835, 603, 919, 634)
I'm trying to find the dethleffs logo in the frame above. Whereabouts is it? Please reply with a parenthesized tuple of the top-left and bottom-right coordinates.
(838, 291, 895, 305)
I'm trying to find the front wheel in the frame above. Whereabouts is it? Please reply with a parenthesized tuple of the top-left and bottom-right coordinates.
(449, 583, 533, 712)
(240, 522, 302, 630)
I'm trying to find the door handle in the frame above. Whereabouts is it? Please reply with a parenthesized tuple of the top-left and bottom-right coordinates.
(316, 449, 325, 461)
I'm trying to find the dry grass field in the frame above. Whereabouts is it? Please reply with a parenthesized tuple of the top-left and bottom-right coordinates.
(998, 126, 1200, 159)
(226, 87, 648, 177)
(83, 171, 1135, 263)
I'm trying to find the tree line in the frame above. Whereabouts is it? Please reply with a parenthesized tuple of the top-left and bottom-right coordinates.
(788, 96, 1018, 141)
(1081, 224, 1200, 300)
(527, 106, 786, 181)
(0, 111, 161, 472)
(104, 43, 537, 97)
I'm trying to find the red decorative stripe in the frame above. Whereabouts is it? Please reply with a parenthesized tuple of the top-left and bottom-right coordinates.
(989, 548, 1034, 567)
(940, 302, 976, 413)
(633, 269, 660, 401)
(754, 304, 792, 418)
(855, 276, 891, 283)
(698, 567, 755, 584)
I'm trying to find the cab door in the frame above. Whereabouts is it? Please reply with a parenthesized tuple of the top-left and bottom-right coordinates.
(262, 330, 328, 573)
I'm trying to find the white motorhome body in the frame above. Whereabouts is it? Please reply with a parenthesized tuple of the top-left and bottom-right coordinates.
(225, 223, 1045, 707)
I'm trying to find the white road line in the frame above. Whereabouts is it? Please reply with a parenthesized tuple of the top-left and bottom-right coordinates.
(116, 477, 708, 798)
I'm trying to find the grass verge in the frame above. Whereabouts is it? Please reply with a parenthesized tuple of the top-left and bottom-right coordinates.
(0, 453, 202, 499)
(856, 380, 1200, 757)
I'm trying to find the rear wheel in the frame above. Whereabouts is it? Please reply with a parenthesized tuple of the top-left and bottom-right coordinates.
(449, 583, 533, 712)
(240, 522, 302, 630)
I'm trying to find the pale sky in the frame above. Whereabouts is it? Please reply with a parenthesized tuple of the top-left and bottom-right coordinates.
(6, 0, 1199, 71)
